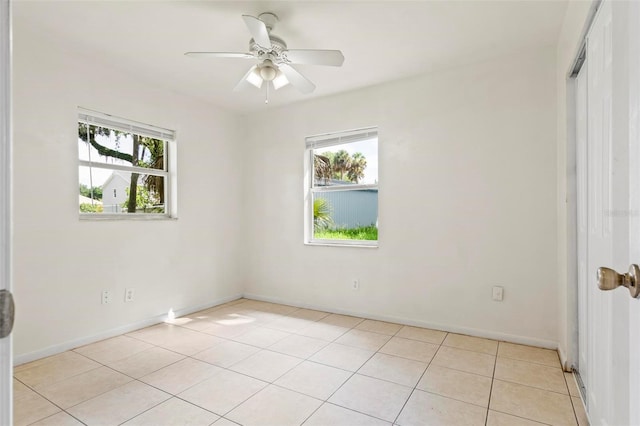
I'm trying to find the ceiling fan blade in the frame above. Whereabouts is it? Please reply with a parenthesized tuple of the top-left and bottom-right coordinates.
(284, 49, 345, 67)
(185, 52, 254, 59)
(242, 15, 272, 49)
(234, 65, 262, 91)
(279, 64, 315, 94)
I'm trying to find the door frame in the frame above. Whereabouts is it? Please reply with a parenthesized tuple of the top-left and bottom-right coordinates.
(0, 0, 12, 424)
(571, 62, 588, 401)
(566, 0, 600, 377)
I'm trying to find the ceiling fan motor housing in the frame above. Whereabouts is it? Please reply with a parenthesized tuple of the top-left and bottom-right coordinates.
(250, 35, 287, 62)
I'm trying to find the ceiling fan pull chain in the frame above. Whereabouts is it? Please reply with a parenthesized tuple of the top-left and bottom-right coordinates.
(265, 81, 269, 104)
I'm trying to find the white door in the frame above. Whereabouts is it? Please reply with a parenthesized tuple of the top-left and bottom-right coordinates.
(584, 2, 615, 422)
(0, 0, 12, 425)
(626, 2, 640, 424)
(579, 1, 640, 425)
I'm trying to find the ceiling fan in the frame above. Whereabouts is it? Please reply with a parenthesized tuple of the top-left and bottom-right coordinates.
(185, 12, 344, 99)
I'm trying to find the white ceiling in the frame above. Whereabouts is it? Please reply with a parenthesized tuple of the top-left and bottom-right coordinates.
(13, 0, 569, 113)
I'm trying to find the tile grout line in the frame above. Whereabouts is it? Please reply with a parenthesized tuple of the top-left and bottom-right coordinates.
(298, 400, 325, 425)
(14, 351, 115, 423)
(495, 354, 566, 369)
(14, 301, 566, 426)
(30, 410, 88, 426)
(204, 359, 300, 422)
(487, 342, 574, 425)
(491, 377, 575, 397)
(15, 351, 105, 389)
(411, 387, 496, 412)
(391, 333, 449, 425)
(304, 401, 393, 425)
(157, 305, 459, 357)
(141, 303, 371, 418)
(419, 361, 494, 380)
(564, 372, 582, 426)
(18, 307, 428, 424)
(111, 385, 174, 426)
(298, 333, 394, 425)
(163, 305, 558, 424)
(152, 320, 332, 423)
(61, 365, 184, 424)
(13, 376, 80, 426)
(489, 408, 555, 426)
(485, 342, 500, 426)
(30, 339, 222, 424)
(110, 356, 249, 423)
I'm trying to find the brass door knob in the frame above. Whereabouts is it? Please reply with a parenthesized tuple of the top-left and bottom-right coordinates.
(0, 289, 14, 339)
(597, 264, 640, 298)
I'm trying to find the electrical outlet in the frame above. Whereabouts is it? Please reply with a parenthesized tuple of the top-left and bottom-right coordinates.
(352, 279, 360, 290)
(101, 290, 112, 305)
(125, 288, 135, 302)
(492, 286, 504, 301)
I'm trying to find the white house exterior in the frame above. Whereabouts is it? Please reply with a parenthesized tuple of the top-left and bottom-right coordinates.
(101, 171, 130, 213)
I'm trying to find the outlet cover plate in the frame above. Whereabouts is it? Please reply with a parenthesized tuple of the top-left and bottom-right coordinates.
(125, 288, 135, 302)
(492, 286, 504, 301)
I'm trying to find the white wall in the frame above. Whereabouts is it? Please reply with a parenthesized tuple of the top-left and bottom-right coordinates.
(243, 47, 560, 347)
(11, 6, 579, 359)
(555, 0, 595, 368)
(12, 22, 244, 360)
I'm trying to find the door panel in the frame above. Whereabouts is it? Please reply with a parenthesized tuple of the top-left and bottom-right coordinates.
(581, 1, 640, 425)
(586, 3, 614, 423)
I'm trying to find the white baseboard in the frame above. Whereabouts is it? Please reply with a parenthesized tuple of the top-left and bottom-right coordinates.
(242, 292, 558, 350)
(13, 294, 243, 366)
(15, 291, 560, 366)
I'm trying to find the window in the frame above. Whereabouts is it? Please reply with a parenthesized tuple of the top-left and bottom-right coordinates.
(78, 109, 176, 218)
(306, 127, 378, 246)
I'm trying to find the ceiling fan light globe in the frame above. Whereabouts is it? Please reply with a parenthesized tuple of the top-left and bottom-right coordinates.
(259, 66, 277, 81)
(272, 70, 289, 90)
(246, 68, 263, 88)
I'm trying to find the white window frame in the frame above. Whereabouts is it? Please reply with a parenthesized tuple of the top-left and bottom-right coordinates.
(305, 127, 378, 247)
(77, 108, 177, 220)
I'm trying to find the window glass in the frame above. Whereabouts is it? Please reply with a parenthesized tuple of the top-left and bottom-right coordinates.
(307, 129, 378, 245)
(78, 126, 164, 170)
(78, 111, 173, 217)
(313, 139, 378, 187)
(312, 192, 378, 241)
(79, 166, 165, 214)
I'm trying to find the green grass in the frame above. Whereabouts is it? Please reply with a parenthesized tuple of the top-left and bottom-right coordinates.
(314, 225, 378, 241)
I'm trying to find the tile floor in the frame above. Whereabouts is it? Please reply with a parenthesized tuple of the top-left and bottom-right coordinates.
(14, 299, 589, 426)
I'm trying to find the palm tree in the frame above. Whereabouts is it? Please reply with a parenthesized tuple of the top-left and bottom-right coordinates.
(313, 198, 333, 230)
(314, 154, 332, 186)
(333, 150, 351, 181)
(348, 152, 367, 183)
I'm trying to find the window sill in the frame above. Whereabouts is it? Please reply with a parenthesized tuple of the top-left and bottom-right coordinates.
(305, 241, 378, 248)
(79, 214, 177, 221)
